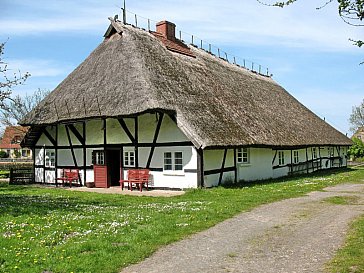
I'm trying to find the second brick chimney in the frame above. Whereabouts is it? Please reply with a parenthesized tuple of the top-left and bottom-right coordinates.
(156, 21, 176, 41)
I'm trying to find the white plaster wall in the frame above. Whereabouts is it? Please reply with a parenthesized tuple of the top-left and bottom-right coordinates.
(36, 126, 57, 146)
(204, 174, 219, 187)
(158, 115, 189, 142)
(85, 169, 94, 183)
(58, 125, 68, 146)
(273, 166, 289, 178)
(106, 118, 132, 144)
(203, 149, 235, 187)
(69, 123, 82, 145)
(45, 170, 55, 183)
(153, 146, 197, 188)
(37, 134, 52, 146)
(138, 114, 157, 143)
(150, 171, 197, 189)
(204, 149, 224, 171)
(122, 146, 198, 189)
(35, 148, 44, 165)
(35, 168, 43, 183)
(86, 119, 103, 145)
(238, 148, 273, 181)
(57, 149, 83, 166)
(136, 147, 151, 168)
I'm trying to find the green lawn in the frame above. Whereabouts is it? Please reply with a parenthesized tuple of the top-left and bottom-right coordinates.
(0, 167, 363, 273)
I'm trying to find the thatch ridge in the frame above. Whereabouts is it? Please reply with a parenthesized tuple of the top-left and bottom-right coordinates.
(21, 19, 352, 148)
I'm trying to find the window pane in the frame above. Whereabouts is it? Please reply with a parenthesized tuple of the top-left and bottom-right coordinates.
(175, 152, 183, 170)
(164, 152, 172, 170)
(164, 164, 172, 170)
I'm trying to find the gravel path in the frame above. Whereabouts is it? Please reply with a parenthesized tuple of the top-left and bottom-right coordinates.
(121, 183, 364, 273)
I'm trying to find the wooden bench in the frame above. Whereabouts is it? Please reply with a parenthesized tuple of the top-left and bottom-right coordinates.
(120, 169, 150, 192)
(9, 168, 33, 185)
(56, 169, 80, 187)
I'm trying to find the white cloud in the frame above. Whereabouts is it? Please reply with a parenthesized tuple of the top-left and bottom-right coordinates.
(1, 0, 362, 52)
(6, 58, 72, 77)
(292, 87, 364, 134)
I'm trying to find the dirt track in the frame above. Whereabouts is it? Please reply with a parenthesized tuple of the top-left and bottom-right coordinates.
(121, 183, 364, 273)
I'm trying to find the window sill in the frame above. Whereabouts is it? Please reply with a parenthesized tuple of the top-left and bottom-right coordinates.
(163, 171, 185, 176)
(238, 163, 251, 167)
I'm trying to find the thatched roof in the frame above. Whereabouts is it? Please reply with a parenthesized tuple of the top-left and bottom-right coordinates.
(21, 18, 351, 149)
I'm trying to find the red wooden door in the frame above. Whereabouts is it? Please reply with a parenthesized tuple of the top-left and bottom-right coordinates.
(94, 165, 108, 188)
(93, 150, 108, 188)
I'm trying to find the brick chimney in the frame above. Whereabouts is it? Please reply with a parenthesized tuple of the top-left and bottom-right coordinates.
(156, 21, 176, 41)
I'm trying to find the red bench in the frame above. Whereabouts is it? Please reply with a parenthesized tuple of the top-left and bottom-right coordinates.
(56, 169, 80, 187)
(120, 169, 150, 192)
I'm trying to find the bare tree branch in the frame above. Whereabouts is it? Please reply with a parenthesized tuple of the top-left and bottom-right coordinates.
(0, 88, 50, 128)
(0, 41, 30, 108)
(349, 99, 364, 132)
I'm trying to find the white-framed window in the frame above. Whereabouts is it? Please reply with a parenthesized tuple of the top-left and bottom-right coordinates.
(312, 148, 317, 159)
(328, 147, 334, 157)
(93, 150, 105, 165)
(124, 151, 135, 167)
(164, 151, 183, 171)
(45, 150, 55, 168)
(278, 151, 285, 165)
(237, 148, 250, 164)
(293, 151, 299, 164)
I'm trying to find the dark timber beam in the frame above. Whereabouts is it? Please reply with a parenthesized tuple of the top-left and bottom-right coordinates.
(65, 125, 81, 185)
(68, 124, 85, 145)
(233, 148, 237, 183)
(82, 122, 87, 185)
(204, 166, 235, 176)
(43, 148, 46, 184)
(103, 118, 107, 147)
(290, 149, 293, 175)
(32, 147, 36, 184)
(319, 146, 322, 169)
(146, 113, 164, 169)
(197, 148, 204, 187)
(117, 118, 135, 143)
(218, 149, 228, 186)
(43, 128, 56, 146)
(305, 148, 309, 174)
(55, 125, 58, 187)
(272, 150, 278, 165)
(135, 117, 139, 168)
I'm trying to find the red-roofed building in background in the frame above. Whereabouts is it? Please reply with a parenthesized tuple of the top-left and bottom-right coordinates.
(353, 127, 364, 142)
(0, 126, 32, 159)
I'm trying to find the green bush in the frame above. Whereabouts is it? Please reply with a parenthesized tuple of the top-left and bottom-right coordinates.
(0, 170, 9, 178)
(348, 137, 364, 160)
(0, 151, 8, 158)
(0, 162, 33, 171)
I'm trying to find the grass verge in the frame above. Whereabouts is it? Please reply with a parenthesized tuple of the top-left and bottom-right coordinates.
(327, 215, 364, 273)
(0, 167, 363, 273)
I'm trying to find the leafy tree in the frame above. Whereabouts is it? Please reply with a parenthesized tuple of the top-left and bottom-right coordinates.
(348, 137, 364, 159)
(0, 42, 30, 108)
(0, 88, 50, 128)
(257, 0, 363, 50)
(349, 99, 364, 132)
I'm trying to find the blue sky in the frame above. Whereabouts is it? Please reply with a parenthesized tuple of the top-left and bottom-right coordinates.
(1, 0, 363, 135)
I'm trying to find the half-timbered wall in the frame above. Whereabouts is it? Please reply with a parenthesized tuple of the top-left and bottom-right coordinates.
(33, 113, 198, 189)
(202, 145, 349, 188)
(32, 111, 349, 189)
